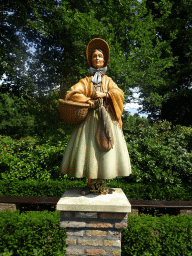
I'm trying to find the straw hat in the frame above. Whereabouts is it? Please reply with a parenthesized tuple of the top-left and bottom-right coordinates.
(86, 38, 110, 67)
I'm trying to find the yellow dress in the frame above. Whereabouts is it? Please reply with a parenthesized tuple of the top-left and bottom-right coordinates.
(60, 75, 132, 179)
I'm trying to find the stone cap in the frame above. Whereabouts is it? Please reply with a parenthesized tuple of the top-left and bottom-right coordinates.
(56, 187, 131, 213)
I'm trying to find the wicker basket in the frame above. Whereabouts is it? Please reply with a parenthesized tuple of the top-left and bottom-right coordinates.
(58, 99, 92, 124)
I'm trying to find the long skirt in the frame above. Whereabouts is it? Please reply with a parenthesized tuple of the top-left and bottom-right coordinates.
(60, 108, 132, 179)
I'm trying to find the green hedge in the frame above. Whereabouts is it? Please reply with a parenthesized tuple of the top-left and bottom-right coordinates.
(122, 213, 192, 256)
(0, 133, 71, 182)
(124, 115, 192, 186)
(1, 121, 192, 200)
(0, 91, 73, 140)
(0, 178, 192, 201)
(0, 210, 66, 256)
(1, 120, 192, 188)
(0, 210, 192, 256)
(0, 91, 192, 200)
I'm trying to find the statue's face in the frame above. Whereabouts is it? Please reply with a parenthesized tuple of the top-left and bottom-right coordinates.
(91, 50, 104, 69)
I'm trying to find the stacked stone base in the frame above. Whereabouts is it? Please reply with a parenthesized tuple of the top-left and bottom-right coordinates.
(61, 211, 127, 256)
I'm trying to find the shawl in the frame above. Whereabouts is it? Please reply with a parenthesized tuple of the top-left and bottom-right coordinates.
(65, 75, 124, 129)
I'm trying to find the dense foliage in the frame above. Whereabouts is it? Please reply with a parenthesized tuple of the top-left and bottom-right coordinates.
(0, 89, 73, 139)
(122, 214, 192, 256)
(1, 211, 192, 256)
(0, 91, 192, 198)
(1, 0, 185, 122)
(1, 0, 192, 203)
(138, 0, 192, 126)
(124, 115, 192, 186)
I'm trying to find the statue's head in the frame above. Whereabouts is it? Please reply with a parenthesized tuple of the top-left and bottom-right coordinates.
(86, 38, 110, 68)
(91, 49, 105, 69)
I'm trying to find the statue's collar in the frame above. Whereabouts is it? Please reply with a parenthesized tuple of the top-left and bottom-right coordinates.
(89, 66, 107, 84)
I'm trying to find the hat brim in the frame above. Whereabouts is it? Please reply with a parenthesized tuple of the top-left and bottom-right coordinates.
(86, 38, 110, 67)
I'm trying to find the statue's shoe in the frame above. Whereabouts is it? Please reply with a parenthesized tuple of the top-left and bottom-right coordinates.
(81, 186, 91, 195)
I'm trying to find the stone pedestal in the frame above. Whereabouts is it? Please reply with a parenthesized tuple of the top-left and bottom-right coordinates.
(56, 187, 131, 256)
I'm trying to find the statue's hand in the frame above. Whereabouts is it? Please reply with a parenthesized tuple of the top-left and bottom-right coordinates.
(87, 100, 95, 108)
(94, 91, 106, 99)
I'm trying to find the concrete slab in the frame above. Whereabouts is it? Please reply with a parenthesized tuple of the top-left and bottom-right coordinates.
(56, 187, 131, 213)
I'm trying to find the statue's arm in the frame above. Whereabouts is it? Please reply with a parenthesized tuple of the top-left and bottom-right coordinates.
(65, 78, 91, 103)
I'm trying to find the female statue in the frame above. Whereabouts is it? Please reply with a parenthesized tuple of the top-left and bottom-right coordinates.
(60, 38, 132, 195)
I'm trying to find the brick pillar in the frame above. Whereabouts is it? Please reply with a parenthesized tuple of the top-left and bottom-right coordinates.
(56, 188, 131, 256)
(129, 208, 138, 216)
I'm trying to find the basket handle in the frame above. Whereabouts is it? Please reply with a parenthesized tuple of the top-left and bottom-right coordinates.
(65, 90, 81, 100)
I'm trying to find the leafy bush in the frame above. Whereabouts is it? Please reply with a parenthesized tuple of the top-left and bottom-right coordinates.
(1, 92, 192, 199)
(0, 90, 74, 140)
(0, 210, 66, 256)
(122, 214, 192, 256)
(0, 93, 35, 139)
(0, 134, 70, 183)
(124, 115, 192, 186)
